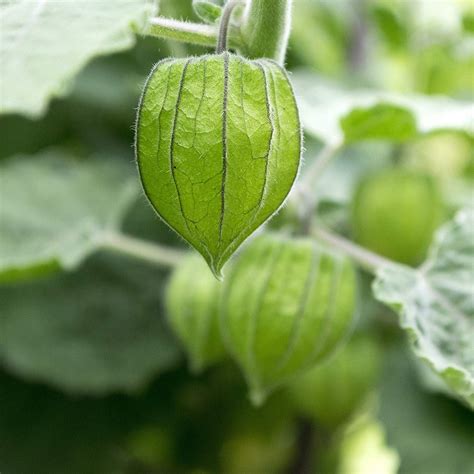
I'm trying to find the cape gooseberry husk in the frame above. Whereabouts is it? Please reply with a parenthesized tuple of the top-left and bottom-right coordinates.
(352, 169, 444, 265)
(288, 336, 381, 428)
(135, 52, 301, 278)
(166, 254, 226, 373)
(221, 234, 357, 405)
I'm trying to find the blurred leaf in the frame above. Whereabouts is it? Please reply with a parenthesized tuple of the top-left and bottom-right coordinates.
(373, 208, 474, 408)
(379, 345, 474, 474)
(0, 44, 153, 160)
(0, 0, 156, 117)
(0, 253, 180, 394)
(0, 373, 132, 474)
(412, 43, 474, 95)
(192, 0, 222, 23)
(292, 72, 474, 145)
(341, 104, 416, 142)
(289, 0, 349, 75)
(0, 150, 139, 281)
(371, 5, 407, 51)
(463, 12, 474, 33)
(0, 113, 71, 160)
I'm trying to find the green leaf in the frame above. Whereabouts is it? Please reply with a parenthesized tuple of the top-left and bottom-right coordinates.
(0, 253, 181, 394)
(0, 150, 139, 281)
(379, 345, 474, 474)
(373, 209, 474, 408)
(341, 104, 417, 142)
(192, 0, 222, 23)
(136, 53, 301, 277)
(0, 0, 156, 117)
(371, 4, 408, 51)
(292, 72, 474, 145)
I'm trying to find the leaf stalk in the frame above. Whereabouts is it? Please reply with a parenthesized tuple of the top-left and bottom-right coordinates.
(291, 142, 341, 232)
(312, 226, 399, 273)
(147, 17, 221, 48)
(102, 232, 185, 268)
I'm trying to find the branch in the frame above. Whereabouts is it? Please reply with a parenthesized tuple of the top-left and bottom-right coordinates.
(286, 418, 315, 474)
(290, 142, 342, 231)
(312, 226, 399, 274)
(301, 142, 342, 192)
(102, 232, 185, 268)
(240, 0, 293, 63)
(147, 1, 293, 62)
(347, 0, 369, 73)
(147, 17, 218, 47)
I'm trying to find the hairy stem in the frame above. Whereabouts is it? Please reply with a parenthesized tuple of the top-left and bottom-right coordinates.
(147, 17, 223, 48)
(216, 0, 242, 53)
(240, 0, 292, 63)
(312, 226, 398, 273)
(102, 232, 185, 268)
(148, 1, 293, 62)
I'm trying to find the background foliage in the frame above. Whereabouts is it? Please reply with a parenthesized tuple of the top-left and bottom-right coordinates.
(0, 0, 473, 473)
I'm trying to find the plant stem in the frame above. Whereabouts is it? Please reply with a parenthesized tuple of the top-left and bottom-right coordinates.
(148, 17, 221, 48)
(312, 226, 398, 273)
(348, 0, 368, 74)
(240, 0, 293, 63)
(291, 142, 341, 232)
(102, 232, 185, 268)
(286, 418, 315, 474)
(148, 1, 293, 62)
(216, 0, 242, 53)
(301, 142, 342, 191)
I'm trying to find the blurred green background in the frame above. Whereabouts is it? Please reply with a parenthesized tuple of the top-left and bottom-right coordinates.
(0, 0, 473, 473)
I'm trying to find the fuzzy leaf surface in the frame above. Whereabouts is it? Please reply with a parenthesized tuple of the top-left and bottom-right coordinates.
(0, 0, 155, 117)
(373, 209, 474, 408)
(0, 150, 139, 281)
(0, 253, 180, 394)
